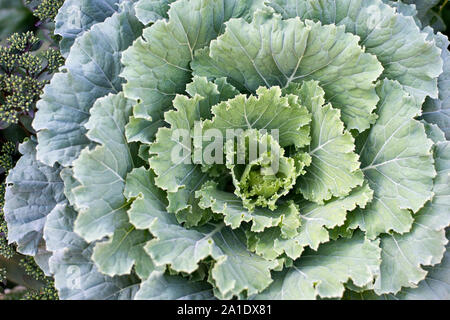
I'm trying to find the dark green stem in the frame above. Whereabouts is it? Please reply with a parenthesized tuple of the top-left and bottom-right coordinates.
(440, 0, 448, 14)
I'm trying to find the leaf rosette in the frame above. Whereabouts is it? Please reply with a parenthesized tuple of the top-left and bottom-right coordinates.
(3, 0, 449, 299)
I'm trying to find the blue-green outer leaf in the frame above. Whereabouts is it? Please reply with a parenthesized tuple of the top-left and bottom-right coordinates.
(4, 138, 64, 255)
(34, 6, 143, 167)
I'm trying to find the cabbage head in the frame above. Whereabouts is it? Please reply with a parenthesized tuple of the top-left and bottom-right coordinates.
(4, 0, 450, 299)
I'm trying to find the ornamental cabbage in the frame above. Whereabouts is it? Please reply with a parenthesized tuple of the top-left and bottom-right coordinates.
(3, 0, 450, 299)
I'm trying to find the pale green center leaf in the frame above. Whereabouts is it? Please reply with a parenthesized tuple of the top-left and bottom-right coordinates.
(247, 183, 373, 261)
(285, 81, 365, 204)
(192, 13, 382, 131)
(224, 129, 309, 211)
(196, 180, 301, 235)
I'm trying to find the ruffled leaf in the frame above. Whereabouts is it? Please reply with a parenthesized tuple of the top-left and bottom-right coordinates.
(254, 232, 381, 299)
(294, 183, 373, 251)
(72, 93, 135, 243)
(268, 0, 443, 104)
(122, 0, 265, 142)
(147, 77, 240, 226)
(149, 95, 213, 227)
(145, 221, 278, 298)
(372, 140, 450, 295)
(348, 79, 436, 239)
(394, 231, 450, 300)
(55, 0, 125, 56)
(224, 129, 310, 211)
(124, 167, 170, 230)
(4, 138, 64, 255)
(422, 32, 450, 139)
(34, 6, 143, 167)
(415, 136, 450, 231)
(45, 203, 140, 300)
(135, 271, 214, 300)
(345, 240, 450, 300)
(135, 0, 175, 24)
(202, 86, 311, 148)
(285, 81, 365, 204)
(374, 227, 447, 295)
(196, 181, 301, 235)
(72, 93, 155, 277)
(247, 183, 373, 260)
(192, 13, 382, 131)
(91, 224, 158, 279)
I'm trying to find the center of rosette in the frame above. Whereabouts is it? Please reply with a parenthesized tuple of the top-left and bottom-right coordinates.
(224, 129, 308, 211)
